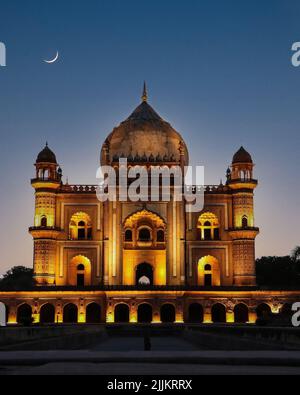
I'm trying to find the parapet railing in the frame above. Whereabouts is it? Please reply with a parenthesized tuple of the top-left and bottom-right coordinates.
(29, 226, 61, 232)
(59, 185, 98, 193)
(58, 184, 232, 194)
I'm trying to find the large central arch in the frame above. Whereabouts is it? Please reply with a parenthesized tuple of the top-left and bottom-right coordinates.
(122, 210, 167, 286)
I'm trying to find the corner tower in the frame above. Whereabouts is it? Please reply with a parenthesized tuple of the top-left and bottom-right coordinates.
(227, 147, 259, 286)
(29, 144, 62, 286)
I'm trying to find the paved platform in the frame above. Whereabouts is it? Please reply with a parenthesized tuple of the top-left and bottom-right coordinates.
(2, 362, 300, 375)
(91, 336, 200, 351)
(1, 350, 300, 366)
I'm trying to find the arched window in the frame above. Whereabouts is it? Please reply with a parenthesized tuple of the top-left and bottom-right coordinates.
(123, 209, 166, 248)
(44, 169, 50, 180)
(138, 228, 151, 242)
(125, 229, 133, 242)
(77, 264, 85, 271)
(69, 212, 92, 241)
(198, 213, 220, 241)
(157, 230, 165, 242)
(41, 216, 47, 227)
(204, 264, 211, 271)
(242, 216, 248, 228)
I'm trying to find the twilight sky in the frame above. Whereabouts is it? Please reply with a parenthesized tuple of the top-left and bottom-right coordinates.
(0, 0, 299, 274)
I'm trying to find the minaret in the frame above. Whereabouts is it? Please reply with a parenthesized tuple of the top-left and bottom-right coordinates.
(29, 144, 62, 286)
(228, 147, 259, 286)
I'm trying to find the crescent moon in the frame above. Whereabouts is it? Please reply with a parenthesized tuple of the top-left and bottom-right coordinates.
(44, 51, 59, 64)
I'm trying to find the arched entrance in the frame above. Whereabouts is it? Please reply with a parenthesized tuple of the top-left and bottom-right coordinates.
(234, 303, 249, 323)
(138, 304, 153, 323)
(160, 304, 176, 323)
(114, 304, 130, 323)
(280, 303, 293, 320)
(17, 303, 32, 325)
(212, 303, 226, 323)
(256, 303, 272, 319)
(136, 263, 153, 286)
(188, 303, 204, 323)
(86, 303, 102, 324)
(68, 255, 92, 287)
(198, 256, 221, 287)
(63, 303, 78, 323)
(0, 302, 6, 327)
(40, 303, 55, 324)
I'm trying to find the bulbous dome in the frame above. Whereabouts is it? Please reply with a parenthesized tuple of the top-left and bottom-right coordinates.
(232, 146, 253, 164)
(101, 96, 189, 166)
(36, 143, 57, 164)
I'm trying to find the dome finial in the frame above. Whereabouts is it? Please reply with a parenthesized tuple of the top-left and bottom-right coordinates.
(142, 81, 148, 102)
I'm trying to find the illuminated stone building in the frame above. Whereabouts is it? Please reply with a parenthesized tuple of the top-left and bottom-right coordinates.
(0, 87, 298, 325)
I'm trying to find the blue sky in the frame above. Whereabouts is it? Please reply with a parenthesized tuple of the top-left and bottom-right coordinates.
(0, 0, 299, 274)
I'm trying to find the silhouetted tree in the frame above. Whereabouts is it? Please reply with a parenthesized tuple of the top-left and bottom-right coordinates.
(291, 246, 300, 263)
(0, 266, 34, 290)
(256, 247, 300, 288)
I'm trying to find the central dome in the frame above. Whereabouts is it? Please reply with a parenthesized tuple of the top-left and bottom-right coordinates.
(101, 89, 189, 166)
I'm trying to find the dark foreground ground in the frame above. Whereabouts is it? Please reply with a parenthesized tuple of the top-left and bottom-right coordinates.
(1, 324, 300, 375)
